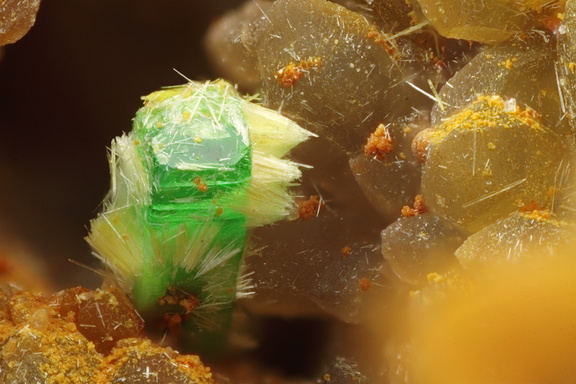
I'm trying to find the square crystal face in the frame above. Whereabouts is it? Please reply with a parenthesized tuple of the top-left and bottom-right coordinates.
(148, 118, 251, 204)
(133, 82, 252, 207)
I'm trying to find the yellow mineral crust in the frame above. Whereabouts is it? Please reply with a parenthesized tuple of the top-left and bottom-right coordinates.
(0, 286, 215, 384)
(428, 95, 544, 145)
(0, 314, 102, 384)
(98, 338, 214, 384)
(518, 209, 569, 226)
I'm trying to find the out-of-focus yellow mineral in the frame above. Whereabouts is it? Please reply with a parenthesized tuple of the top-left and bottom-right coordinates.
(409, 255, 576, 384)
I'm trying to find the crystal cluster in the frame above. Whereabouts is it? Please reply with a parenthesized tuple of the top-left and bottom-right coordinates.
(0, 285, 214, 384)
(4, 0, 576, 382)
(207, 0, 574, 316)
(206, 0, 576, 382)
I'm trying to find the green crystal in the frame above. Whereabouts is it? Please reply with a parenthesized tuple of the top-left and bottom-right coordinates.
(87, 79, 312, 350)
(133, 82, 252, 223)
(128, 82, 251, 325)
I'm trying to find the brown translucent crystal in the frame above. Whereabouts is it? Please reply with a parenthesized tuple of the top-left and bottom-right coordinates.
(247, 135, 388, 322)
(247, 203, 387, 323)
(55, 285, 91, 320)
(51, 285, 144, 354)
(244, 0, 435, 151)
(350, 154, 421, 221)
(0, 286, 214, 384)
(381, 213, 465, 285)
(415, 0, 555, 43)
(421, 95, 568, 233)
(0, 293, 101, 384)
(558, 0, 576, 135)
(432, 32, 570, 137)
(350, 117, 424, 221)
(0, 0, 41, 46)
(74, 287, 144, 354)
(455, 210, 574, 270)
(329, 0, 419, 34)
(203, 0, 270, 92)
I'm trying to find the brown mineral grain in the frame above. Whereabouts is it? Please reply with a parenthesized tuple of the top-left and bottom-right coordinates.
(421, 95, 568, 232)
(415, 0, 557, 43)
(0, 285, 214, 384)
(245, 0, 436, 151)
(0, 0, 41, 46)
(99, 338, 214, 384)
(74, 286, 144, 354)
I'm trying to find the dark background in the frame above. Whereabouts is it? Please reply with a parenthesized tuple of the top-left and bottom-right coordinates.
(0, 0, 245, 289)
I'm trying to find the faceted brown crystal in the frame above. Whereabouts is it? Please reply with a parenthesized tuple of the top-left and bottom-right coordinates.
(415, 0, 555, 43)
(381, 213, 466, 285)
(455, 210, 574, 270)
(421, 95, 567, 233)
(244, 0, 436, 151)
(432, 32, 570, 137)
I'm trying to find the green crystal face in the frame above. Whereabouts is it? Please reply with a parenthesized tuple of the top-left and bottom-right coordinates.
(133, 81, 252, 221)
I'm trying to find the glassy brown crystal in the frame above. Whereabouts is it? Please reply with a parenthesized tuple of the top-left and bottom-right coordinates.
(421, 95, 568, 233)
(329, 0, 419, 34)
(350, 117, 424, 221)
(381, 213, 466, 285)
(247, 203, 388, 323)
(74, 287, 144, 354)
(432, 32, 570, 137)
(246, 135, 388, 322)
(51, 286, 144, 354)
(0, 0, 41, 46)
(0, 286, 214, 384)
(557, 0, 576, 135)
(350, 155, 421, 221)
(244, 0, 436, 151)
(455, 210, 574, 270)
(0, 293, 102, 384)
(415, 0, 554, 43)
(102, 339, 214, 384)
(204, 0, 270, 92)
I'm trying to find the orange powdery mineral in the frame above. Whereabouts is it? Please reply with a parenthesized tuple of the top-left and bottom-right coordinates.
(99, 338, 214, 384)
(366, 26, 398, 58)
(401, 194, 427, 218)
(364, 123, 394, 160)
(297, 195, 323, 219)
(517, 209, 568, 226)
(358, 277, 373, 292)
(274, 56, 324, 88)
